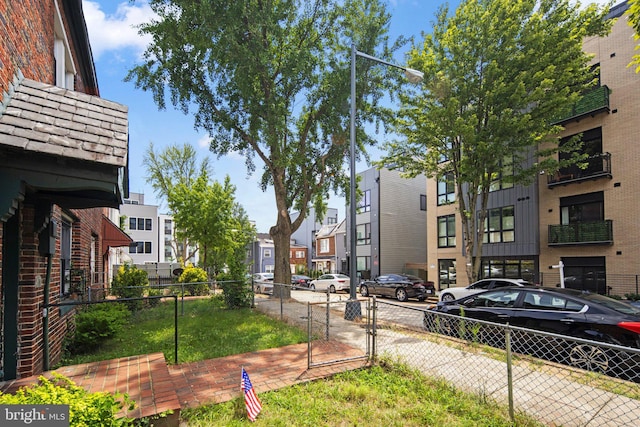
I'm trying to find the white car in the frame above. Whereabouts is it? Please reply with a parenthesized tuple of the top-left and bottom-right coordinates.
(252, 272, 274, 294)
(438, 278, 534, 302)
(309, 274, 350, 293)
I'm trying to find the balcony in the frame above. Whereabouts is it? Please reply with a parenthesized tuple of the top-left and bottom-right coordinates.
(552, 85, 610, 125)
(547, 152, 612, 187)
(548, 220, 613, 246)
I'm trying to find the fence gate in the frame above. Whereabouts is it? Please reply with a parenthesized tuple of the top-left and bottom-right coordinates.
(307, 299, 372, 368)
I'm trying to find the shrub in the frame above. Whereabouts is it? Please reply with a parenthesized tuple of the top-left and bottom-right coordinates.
(625, 293, 640, 301)
(111, 264, 149, 310)
(178, 266, 209, 296)
(0, 373, 135, 426)
(146, 285, 164, 307)
(70, 303, 130, 354)
(220, 280, 252, 309)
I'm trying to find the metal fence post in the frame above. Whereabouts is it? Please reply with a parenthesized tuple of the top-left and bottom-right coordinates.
(307, 302, 312, 369)
(505, 326, 514, 423)
(325, 289, 330, 340)
(371, 296, 377, 362)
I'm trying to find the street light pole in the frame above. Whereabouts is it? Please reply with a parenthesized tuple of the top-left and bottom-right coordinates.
(345, 44, 423, 321)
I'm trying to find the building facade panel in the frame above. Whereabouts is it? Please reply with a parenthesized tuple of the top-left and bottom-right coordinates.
(538, 4, 640, 293)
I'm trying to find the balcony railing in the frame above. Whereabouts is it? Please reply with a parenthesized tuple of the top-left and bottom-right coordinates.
(547, 152, 612, 187)
(548, 220, 613, 246)
(552, 85, 610, 125)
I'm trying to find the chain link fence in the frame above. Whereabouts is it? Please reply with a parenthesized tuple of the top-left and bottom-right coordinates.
(251, 284, 370, 368)
(374, 299, 640, 426)
(306, 299, 370, 367)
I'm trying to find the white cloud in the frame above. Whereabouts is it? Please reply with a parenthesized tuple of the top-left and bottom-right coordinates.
(197, 135, 210, 149)
(82, 1, 156, 59)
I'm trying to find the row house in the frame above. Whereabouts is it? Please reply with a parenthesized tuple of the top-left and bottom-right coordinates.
(0, 1, 129, 380)
(291, 207, 338, 271)
(289, 243, 308, 274)
(248, 233, 275, 274)
(312, 219, 346, 274)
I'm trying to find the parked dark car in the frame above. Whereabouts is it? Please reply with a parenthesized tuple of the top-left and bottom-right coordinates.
(291, 274, 312, 289)
(360, 273, 434, 302)
(424, 287, 640, 379)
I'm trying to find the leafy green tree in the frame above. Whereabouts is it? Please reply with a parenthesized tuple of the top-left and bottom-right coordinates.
(630, 0, 640, 72)
(143, 142, 210, 263)
(126, 0, 402, 290)
(169, 174, 254, 274)
(379, 0, 611, 283)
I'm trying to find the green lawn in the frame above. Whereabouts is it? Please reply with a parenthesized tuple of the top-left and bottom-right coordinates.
(61, 296, 307, 366)
(61, 295, 542, 426)
(181, 361, 542, 426)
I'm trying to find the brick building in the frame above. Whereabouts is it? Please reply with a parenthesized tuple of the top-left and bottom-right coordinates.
(0, 1, 129, 380)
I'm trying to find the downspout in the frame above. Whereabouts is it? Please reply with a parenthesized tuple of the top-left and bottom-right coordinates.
(43, 252, 52, 371)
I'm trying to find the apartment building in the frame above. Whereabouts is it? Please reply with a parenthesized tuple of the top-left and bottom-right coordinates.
(427, 1, 639, 296)
(118, 193, 198, 266)
(120, 193, 159, 264)
(347, 167, 428, 281)
(538, 1, 639, 295)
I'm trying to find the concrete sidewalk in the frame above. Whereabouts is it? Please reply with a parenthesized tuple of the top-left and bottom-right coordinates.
(254, 293, 640, 427)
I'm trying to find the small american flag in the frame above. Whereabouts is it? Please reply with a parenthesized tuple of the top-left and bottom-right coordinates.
(242, 367, 262, 422)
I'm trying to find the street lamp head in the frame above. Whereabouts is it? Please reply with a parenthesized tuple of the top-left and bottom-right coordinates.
(404, 68, 424, 84)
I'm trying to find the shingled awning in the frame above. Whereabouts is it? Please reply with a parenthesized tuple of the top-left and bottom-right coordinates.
(0, 77, 129, 220)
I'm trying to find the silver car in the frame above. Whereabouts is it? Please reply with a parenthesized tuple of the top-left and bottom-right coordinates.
(439, 278, 534, 302)
(309, 274, 350, 293)
(252, 272, 274, 294)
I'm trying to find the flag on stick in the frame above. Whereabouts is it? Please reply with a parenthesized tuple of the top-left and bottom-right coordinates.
(242, 367, 262, 422)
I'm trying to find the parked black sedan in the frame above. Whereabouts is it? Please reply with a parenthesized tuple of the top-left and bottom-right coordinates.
(424, 286, 640, 378)
(291, 274, 312, 289)
(360, 273, 434, 302)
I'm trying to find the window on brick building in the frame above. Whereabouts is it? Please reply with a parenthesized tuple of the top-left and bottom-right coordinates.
(54, 3, 75, 89)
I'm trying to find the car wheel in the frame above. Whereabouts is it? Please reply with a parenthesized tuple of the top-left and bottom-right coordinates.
(329, 285, 336, 293)
(569, 344, 609, 373)
(441, 293, 455, 302)
(310, 284, 315, 290)
(255, 286, 261, 294)
(360, 285, 369, 297)
(396, 288, 408, 302)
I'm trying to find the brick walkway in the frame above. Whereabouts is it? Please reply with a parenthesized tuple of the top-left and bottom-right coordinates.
(0, 341, 368, 426)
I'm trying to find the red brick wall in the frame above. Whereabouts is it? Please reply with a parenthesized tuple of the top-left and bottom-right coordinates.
(1, 0, 105, 378)
(0, 0, 55, 92)
(14, 204, 106, 378)
(0, 0, 93, 95)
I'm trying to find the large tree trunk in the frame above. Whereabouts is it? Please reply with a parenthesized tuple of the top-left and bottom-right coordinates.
(270, 182, 293, 299)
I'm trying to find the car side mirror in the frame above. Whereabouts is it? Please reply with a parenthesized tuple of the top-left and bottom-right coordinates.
(462, 298, 475, 307)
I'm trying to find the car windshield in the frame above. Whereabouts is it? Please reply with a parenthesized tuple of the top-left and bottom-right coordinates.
(580, 293, 640, 316)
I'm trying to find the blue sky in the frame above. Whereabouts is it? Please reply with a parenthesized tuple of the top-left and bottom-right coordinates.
(82, 0, 611, 232)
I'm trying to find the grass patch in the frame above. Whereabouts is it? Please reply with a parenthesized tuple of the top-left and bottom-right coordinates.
(61, 296, 307, 366)
(180, 360, 543, 426)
